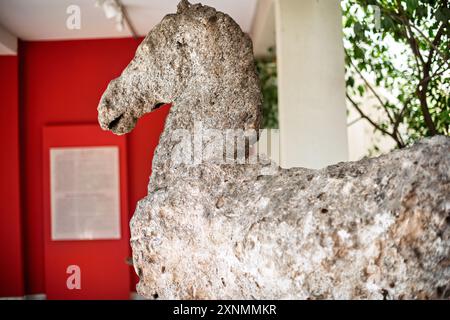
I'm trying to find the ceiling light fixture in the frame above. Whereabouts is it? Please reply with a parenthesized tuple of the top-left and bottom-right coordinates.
(95, 0, 138, 38)
(95, 0, 124, 31)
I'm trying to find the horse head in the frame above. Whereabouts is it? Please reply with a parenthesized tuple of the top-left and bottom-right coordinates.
(98, 0, 261, 137)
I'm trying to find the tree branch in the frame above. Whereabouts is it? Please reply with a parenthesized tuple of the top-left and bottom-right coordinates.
(387, 1, 449, 67)
(392, 97, 412, 147)
(393, 0, 441, 136)
(416, 67, 438, 135)
(413, 22, 445, 136)
(346, 93, 405, 148)
(345, 50, 395, 125)
(408, 21, 449, 66)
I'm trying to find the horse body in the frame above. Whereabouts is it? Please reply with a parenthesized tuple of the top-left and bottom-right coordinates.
(98, 1, 450, 299)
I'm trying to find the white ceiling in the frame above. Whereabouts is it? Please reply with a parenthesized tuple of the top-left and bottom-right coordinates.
(0, 0, 258, 41)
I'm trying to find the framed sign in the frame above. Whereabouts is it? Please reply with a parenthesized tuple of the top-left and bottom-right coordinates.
(50, 146, 121, 240)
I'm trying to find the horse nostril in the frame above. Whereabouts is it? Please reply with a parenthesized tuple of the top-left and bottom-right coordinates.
(108, 114, 124, 130)
(153, 102, 165, 110)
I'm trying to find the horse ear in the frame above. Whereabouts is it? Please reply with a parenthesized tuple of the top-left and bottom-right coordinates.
(177, 0, 191, 14)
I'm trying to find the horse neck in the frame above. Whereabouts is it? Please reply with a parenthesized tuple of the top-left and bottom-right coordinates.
(147, 81, 237, 192)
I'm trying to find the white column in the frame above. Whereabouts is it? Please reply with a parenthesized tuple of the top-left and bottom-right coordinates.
(275, 0, 348, 169)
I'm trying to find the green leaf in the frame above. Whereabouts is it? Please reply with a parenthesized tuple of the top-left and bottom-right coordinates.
(354, 46, 365, 59)
(347, 76, 355, 87)
(415, 5, 428, 19)
(406, 0, 419, 11)
(357, 85, 365, 96)
(435, 7, 450, 23)
(344, 15, 354, 28)
(381, 15, 395, 31)
(354, 22, 364, 38)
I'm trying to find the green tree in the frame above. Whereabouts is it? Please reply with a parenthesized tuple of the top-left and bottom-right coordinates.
(343, 0, 449, 149)
(255, 47, 278, 129)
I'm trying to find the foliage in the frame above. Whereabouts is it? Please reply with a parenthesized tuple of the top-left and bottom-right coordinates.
(343, 0, 450, 149)
(255, 47, 279, 129)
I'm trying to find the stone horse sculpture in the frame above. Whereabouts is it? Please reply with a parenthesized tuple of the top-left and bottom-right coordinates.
(98, 0, 450, 299)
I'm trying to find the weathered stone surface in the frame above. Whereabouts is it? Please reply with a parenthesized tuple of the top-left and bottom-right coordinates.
(98, 1, 450, 299)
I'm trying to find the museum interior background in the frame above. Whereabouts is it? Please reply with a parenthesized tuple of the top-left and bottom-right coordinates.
(1, 0, 448, 299)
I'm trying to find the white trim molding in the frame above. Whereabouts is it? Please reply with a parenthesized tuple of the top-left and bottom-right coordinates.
(0, 23, 17, 55)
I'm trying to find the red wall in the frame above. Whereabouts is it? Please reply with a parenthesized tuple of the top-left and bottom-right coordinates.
(0, 56, 25, 297)
(18, 38, 170, 296)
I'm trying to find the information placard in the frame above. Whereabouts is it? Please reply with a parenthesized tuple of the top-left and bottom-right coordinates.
(50, 146, 121, 240)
